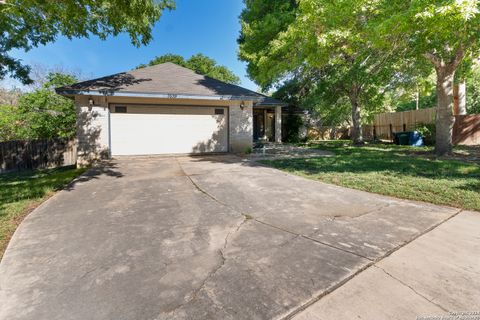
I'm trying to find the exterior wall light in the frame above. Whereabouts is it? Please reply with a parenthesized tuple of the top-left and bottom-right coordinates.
(240, 101, 245, 110)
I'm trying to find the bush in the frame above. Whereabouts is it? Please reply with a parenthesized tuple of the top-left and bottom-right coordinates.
(0, 105, 21, 141)
(416, 123, 436, 145)
(283, 113, 304, 143)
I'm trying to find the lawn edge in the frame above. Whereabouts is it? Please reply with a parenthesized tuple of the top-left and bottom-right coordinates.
(0, 167, 88, 262)
(255, 157, 478, 213)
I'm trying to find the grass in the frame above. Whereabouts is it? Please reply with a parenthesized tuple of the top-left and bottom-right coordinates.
(0, 166, 86, 259)
(261, 140, 480, 211)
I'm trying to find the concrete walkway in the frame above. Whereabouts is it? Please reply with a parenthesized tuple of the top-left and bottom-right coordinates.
(0, 155, 476, 320)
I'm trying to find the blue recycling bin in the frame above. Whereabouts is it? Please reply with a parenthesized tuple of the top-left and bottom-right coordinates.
(409, 131, 424, 147)
(393, 131, 424, 147)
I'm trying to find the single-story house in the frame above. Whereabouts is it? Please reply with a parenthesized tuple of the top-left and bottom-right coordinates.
(56, 62, 286, 164)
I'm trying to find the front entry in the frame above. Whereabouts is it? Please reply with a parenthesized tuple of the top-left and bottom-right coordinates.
(253, 108, 275, 142)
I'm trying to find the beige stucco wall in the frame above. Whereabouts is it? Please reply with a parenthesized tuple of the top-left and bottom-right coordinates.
(74, 95, 254, 162)
(228, 100, 253, 153)
(75, 95, 110, 166)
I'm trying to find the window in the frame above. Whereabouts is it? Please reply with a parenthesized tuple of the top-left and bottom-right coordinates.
(115, 106, 127, 113)
(214, 108, 224, 115)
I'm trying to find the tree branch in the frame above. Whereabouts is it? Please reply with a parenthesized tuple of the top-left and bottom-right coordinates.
(424, 52, 441, 68)
(448, 46, 465, 71)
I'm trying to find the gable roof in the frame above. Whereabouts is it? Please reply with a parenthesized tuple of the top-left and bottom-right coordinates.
(56, 62, 286, 106)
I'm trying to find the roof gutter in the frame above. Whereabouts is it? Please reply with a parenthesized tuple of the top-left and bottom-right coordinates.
(55, 89, 270, 103)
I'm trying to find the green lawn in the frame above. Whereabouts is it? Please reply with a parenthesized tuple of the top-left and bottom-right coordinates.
(0, 166, 86, 259)
(261, 141, 480, 211)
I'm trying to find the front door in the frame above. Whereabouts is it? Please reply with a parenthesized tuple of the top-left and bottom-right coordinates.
(253, 110, 265, 141)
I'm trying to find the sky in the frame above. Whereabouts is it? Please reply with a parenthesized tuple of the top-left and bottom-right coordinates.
(6, 0, 258, 91)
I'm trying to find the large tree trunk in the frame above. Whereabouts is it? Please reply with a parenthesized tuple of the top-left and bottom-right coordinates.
(434, 67, 455, 155)
(425, 49, 464, 156)
(350, 97, 364, 145)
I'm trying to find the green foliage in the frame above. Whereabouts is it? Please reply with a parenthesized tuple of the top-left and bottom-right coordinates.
(0, 72, 78, 141)
(0, 0, 175, 84)
(18, 72, 77, 139)
(239, 0, 399, 144)
(372, 0, 480, 154)
(137, 53, 186, 69)
(262, 142, 480, 211)
(0, 105, 19, 141)
(272, 70, 351, 127)
(416, 123, 436, 146)
(394, 92, 437, 112)
(282, 113, 304, 143)
(383, 66, 437, 112)
(238, 0, 298, 88)
(244, 146, 253, 154)
(466, 65, 480, 114)
(373, 0, 480, 64)
(138, 53, 240, 84)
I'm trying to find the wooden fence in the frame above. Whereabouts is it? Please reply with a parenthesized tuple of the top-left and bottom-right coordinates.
(453, 115, 480, 145)
(0, 138, 77, 174)
(307, 108, 480, 145)
(366, 108, 480, 145)
(371, 108, 436, 139)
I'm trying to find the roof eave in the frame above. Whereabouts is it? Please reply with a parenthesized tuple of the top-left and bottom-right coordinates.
(55, 89, 268, 103)
(254, 102, 289, 107)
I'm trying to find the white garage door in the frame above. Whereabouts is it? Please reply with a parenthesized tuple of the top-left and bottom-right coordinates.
(110, 104, 228, 156)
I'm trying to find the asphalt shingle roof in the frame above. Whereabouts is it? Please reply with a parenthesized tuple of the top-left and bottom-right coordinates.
(56, 62, 285, 106)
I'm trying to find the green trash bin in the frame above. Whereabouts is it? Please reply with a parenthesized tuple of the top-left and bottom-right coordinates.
(398, 133, 409, 145)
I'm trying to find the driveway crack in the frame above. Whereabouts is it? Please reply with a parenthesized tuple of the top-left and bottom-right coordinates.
(253, 219, 372, 261)
(374, 265, 450, 313)
(160, 216, 248, 316)
(175, 158, 231, 208)
(161, 161, 251, 316)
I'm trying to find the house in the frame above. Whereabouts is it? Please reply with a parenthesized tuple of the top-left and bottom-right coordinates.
(56, 62, 286, 164)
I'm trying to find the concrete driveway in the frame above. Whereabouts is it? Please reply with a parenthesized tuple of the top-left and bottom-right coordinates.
(0, 155, 471, 319)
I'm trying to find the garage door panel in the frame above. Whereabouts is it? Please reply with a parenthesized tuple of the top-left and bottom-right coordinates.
(110, 106, 228, 156)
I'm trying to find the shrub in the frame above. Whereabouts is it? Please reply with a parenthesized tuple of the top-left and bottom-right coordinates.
(283, 113, 304, 143)
(416, 123, 436, 145)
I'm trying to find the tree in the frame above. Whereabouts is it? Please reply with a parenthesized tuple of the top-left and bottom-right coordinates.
(0, 0, 175, 84)
(138, 53, 241, 84)
(137, 53, 187, 69)
(16, 72, 78, 139)
(273, 68, 352, 129)
(373, 0, 480, 155)
(0, 104, 19, 141)
(239, 0, 398, 145)
(383, 66, 437, 112)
